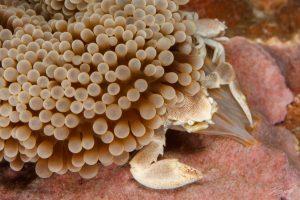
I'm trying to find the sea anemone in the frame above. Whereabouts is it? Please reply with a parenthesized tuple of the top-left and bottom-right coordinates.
(0, 0, 210, 179)
(0, 0, 254, 189)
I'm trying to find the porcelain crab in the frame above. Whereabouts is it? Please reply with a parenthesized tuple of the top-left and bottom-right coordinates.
(129, 12, 255, 190)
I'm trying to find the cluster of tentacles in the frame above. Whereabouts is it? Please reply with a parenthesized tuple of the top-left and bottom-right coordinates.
(0, 0, 254, 188)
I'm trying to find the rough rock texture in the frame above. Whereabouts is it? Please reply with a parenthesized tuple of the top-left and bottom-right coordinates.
(224, 37, 294, 124)
(0, 122, 300, 200)
(262, 40, 300, 93)
(183, 0, 300, 40)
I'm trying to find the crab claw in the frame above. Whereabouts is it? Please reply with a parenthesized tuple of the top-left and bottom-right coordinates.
(129, 128, 202, 190)
(131, 159, 202, 190)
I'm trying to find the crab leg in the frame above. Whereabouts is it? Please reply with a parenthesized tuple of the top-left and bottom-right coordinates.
(129, 127, 202, 189)
(203, 38, 226, 64)
(229, 80, 253, 126)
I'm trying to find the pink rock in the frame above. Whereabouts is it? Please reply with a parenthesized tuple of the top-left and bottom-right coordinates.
(224, 36, 294, 124)
(262, 41, 300, 94)
(0, 121, 300, 200)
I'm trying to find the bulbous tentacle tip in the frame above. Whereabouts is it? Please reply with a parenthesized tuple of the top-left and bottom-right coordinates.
(174, 0, 190, 6)
(130, 158, 203, 190)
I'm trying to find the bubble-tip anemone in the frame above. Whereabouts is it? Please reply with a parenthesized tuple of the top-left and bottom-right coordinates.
(0, 0, 255, 189)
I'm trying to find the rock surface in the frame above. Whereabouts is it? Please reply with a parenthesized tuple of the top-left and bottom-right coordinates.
(184, 0, 300, 40)
(262, 40, 300, 93)
(224, 37, 294, 124)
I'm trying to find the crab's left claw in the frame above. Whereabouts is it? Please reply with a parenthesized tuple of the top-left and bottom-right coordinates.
(129, 128, 202, 190)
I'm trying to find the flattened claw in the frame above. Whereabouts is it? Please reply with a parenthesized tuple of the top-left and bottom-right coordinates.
(129, 128, 202, 189)
(131, 159, 202, 190)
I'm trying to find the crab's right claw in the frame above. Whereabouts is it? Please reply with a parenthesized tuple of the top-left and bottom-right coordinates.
(130, 158, 203, 190)
(129, 128, 202, 190)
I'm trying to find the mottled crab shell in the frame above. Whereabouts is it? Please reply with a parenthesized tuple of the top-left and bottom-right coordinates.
(0, 0, 238, 179)
(196, 18, 227, 38)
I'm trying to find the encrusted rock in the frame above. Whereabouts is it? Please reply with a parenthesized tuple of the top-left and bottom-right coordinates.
(224, 36, 294, 124)
(262, 39, 300, 93)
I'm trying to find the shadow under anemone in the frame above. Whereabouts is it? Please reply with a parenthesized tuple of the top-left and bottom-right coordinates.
(0, 161, 37, 190)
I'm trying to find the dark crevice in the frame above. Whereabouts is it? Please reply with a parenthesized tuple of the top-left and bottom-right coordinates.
(0, 161, 37, 190)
